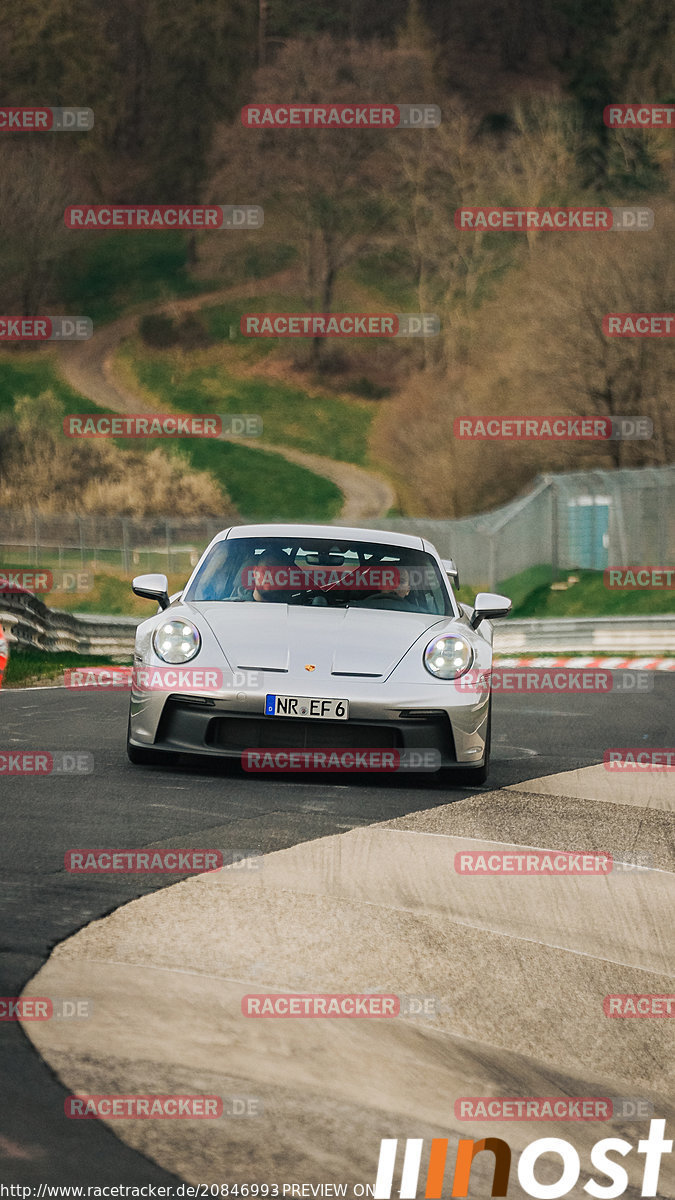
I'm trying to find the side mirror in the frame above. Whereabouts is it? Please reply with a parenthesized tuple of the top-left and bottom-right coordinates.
(132, 573, 170, 610)
(441, 558, 460, 589)
(470, 592, 512, 629)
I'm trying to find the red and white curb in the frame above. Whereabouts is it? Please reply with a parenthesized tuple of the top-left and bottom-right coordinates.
(494, 656, 675, 671)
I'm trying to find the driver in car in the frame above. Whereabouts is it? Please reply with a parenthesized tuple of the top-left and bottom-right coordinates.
(233, 549, 298, 603)
(359, 566, 421, 611)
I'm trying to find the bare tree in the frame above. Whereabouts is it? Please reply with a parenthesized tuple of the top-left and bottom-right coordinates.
(475, 203, 675, 469)
(503, 98, 585, 249)
(210, 37, 409, 368)
(388, 96, 520, 372)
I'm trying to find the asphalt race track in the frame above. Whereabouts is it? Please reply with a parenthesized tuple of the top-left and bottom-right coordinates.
(1, 680, 673, 1189)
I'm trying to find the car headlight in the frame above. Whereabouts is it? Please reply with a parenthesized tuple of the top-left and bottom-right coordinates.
(423, 635, 473, 679)
(152, 620, 201, 664)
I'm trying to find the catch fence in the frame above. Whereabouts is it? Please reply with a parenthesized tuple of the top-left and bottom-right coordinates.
(0, 466, 672, 592)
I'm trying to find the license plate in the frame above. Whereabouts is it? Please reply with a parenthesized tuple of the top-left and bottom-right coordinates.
(265, 694, 349, 720)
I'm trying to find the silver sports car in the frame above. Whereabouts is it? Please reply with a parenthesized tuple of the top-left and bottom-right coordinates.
(127, 523, 511, 783)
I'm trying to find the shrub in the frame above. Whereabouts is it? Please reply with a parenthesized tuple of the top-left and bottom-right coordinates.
(177, 313, 213, 351)
(139, 314, 177, 348)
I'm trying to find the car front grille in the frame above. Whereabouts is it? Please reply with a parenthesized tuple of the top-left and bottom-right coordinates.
(155, 699, 457, 763)
(208, 716, 399, 752)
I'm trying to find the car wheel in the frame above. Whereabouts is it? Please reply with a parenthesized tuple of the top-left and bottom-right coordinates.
(126, 717, 171, 766)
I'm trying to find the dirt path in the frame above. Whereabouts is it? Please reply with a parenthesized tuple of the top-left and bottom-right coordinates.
(58, 276, 396, 523)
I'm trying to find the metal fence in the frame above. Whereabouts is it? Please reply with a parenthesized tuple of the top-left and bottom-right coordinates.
(0, 512, 228, 576)
(0, 465, 673, 591)
(376, 465, 675, 589)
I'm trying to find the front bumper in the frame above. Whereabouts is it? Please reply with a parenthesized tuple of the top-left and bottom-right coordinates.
(128, 676, 490, 769)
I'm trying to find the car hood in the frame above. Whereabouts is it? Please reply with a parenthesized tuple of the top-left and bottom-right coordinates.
(189, 602, 450, 679)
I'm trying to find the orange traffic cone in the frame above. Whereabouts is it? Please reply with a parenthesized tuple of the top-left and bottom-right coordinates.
(0, 623, 8, 689)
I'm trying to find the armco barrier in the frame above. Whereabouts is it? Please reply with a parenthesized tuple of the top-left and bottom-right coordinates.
(0, 591, 138, 657)
(493, 615, 675, 655)
(0, 592, 672, 660)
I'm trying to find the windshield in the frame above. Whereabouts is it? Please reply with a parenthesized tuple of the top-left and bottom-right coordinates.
(185, 536, 454, 617)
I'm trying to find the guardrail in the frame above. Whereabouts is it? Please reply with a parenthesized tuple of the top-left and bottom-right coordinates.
(0, 592, 138, 658)
(1, 592, 672, 659)
(493, 615, 674, 655)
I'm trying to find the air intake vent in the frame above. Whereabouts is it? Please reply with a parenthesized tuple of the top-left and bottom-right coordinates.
(332, 671, 382, 678)
(237, 666, 287, 673)
(398, 709, 446, 719)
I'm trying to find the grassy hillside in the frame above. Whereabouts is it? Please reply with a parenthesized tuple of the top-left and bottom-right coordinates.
(507, 569, 675, 619)
(455, 565, 674, 619)
(120, 348, 374, 466)
(0, 352, 342, 521)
